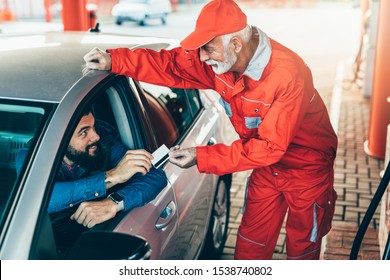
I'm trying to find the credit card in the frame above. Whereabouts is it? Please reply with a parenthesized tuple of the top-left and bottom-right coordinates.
(152, 144, 170, 168)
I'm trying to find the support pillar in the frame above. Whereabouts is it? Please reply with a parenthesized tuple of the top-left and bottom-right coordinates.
(0, 0, 15, 21)
(170, 0, 178, 12)
(44, 0, 51, 22)
(62, 0, 88, 31)
(364, 0, 390, 159)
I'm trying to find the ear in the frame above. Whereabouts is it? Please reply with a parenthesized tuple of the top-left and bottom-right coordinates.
(231, 37, 242, 53)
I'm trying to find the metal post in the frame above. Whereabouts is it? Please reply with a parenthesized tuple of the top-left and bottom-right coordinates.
(364, 0, 390, 159)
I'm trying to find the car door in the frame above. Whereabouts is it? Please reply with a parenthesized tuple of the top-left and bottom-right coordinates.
(0, 100, 59, 259)
(92, 76, 179, 260)
(132, 81, 221, 259)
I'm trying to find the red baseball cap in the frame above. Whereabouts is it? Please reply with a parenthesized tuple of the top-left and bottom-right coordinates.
(180, 0, 247, 50)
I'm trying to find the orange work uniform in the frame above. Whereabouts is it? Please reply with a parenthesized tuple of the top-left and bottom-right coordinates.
(107, 27, 337, 260)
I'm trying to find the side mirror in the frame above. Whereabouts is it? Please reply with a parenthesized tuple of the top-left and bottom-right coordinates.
(65, 231, 151, 260)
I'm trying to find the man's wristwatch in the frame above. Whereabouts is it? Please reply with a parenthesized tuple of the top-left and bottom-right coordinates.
(108, 192, 124, 211)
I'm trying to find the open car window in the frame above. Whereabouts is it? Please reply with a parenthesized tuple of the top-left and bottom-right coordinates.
(139, 82, 202, 147)
(44, 78, 154, 258)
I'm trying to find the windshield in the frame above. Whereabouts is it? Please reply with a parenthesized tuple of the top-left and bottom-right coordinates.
(0, 101, 53, 230)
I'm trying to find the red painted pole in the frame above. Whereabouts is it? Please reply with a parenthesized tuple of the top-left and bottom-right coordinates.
(365, 0, 390, 159)
(0, 0, 14, 21)
(62, 0, 88, 31)
(44, 0, 51, 22)
(170, 0, 178, 12)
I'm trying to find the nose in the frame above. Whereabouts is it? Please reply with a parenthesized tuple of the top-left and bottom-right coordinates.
(199, 48, 209, 62)
(90, 127, 100, 143)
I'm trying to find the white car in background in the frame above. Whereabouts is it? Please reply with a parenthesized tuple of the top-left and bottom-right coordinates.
(112, 0, 172, 26)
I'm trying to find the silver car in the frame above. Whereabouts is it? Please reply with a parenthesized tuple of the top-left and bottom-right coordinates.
(112, 0, 172, 26)
(0, 31, 232, 260)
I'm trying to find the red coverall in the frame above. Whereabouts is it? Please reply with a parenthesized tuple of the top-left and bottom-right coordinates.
(107, 30, 338, 260)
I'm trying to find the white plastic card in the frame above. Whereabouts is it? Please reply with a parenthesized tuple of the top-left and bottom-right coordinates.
(151, 144, 170, 168)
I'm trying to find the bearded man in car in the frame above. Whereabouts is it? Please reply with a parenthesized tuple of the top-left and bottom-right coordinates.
(17, 107, 167, 248)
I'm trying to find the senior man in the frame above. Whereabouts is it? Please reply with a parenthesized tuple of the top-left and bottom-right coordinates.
(84, 0, 337, 260)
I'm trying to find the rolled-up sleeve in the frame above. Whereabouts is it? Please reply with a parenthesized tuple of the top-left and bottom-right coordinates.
(48, 173, 106, 214)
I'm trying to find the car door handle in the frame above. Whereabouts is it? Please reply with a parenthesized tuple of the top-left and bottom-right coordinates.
(155, 201, 176, 230)
(207, 137, 216, 146)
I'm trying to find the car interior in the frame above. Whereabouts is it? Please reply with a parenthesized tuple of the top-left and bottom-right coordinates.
(0, 104, 47, 212)
(138, 81, 202, 148)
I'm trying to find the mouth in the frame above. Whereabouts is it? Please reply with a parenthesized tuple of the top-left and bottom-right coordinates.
(207, 63, 218, 70)
(206, 60, 217, 68)
(88, 144, 98, 153)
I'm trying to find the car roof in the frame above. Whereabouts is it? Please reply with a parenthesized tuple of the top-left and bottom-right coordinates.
(0, 31, 178, 103)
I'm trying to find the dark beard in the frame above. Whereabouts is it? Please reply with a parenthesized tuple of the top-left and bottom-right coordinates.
(65, 141, 106, 172)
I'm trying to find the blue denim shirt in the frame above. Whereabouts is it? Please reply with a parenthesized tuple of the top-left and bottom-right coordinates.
(16, 120, 167, 214)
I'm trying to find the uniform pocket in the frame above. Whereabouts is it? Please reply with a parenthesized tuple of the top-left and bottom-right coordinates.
(244, 117, 262, 129)
(310, 188, 337, 242)
(241, 96, 270, 128)
(219, 97, 233, 117)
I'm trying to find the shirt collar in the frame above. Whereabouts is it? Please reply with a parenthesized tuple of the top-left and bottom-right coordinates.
(243, 26, 272, 81)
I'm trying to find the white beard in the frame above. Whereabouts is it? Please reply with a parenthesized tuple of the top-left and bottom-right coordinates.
(206, 46, 237, 75)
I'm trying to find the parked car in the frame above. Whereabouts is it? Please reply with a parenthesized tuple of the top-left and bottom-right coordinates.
(0, 31, 232, 260)
(112, 0, 172, 26)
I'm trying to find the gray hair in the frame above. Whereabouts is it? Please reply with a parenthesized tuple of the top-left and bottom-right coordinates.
(221, 25, 252, 47)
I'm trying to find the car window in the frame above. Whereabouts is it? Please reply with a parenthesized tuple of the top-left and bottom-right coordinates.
(91, 83, 147, 151)
(0, 102, 51, 229)
(139, 82, 202, 147)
